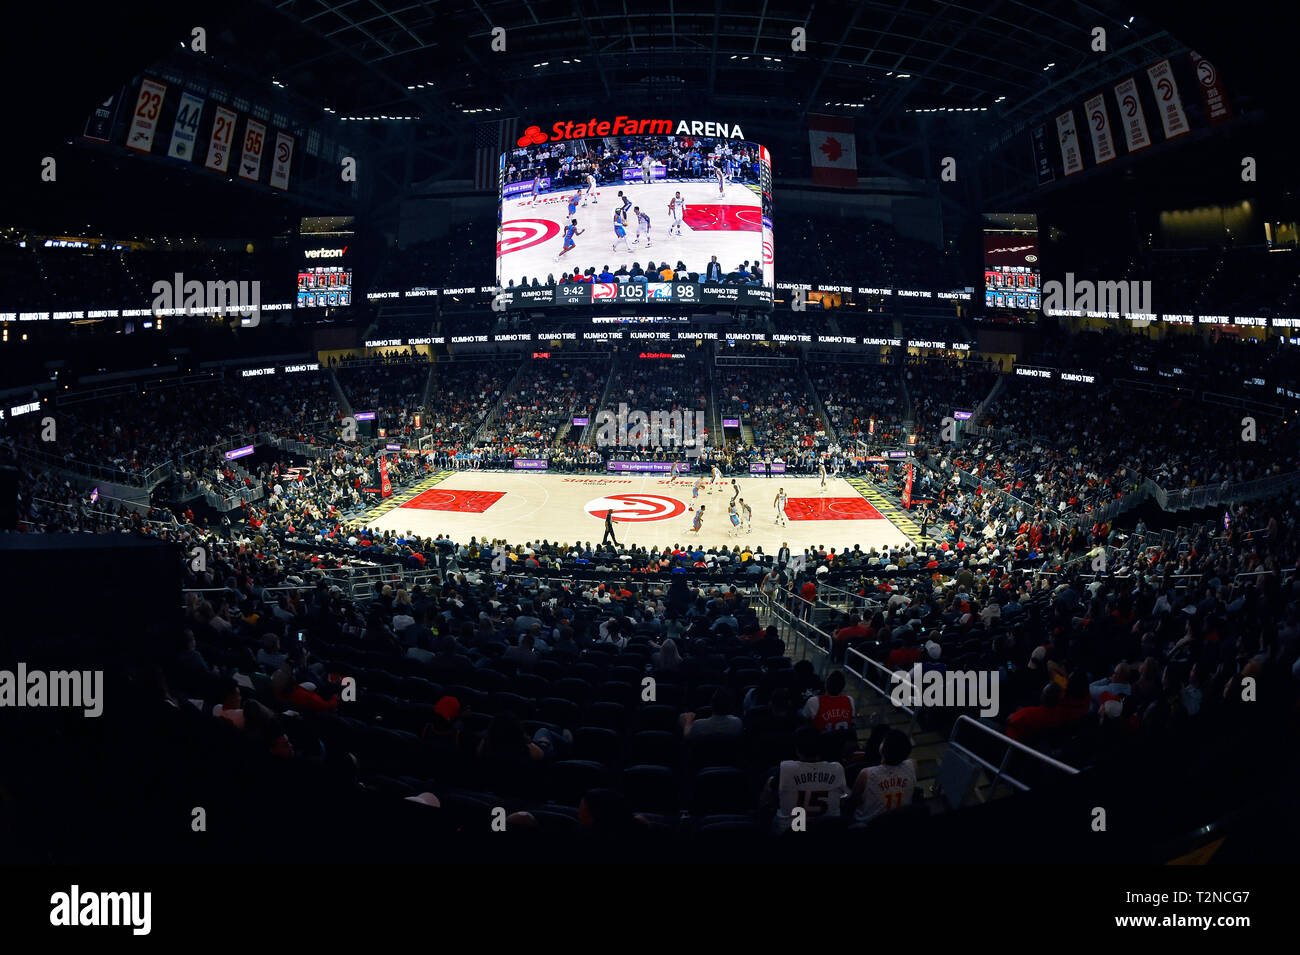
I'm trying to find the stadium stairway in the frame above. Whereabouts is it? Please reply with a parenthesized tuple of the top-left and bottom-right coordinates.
(801, 362, 837, 445)
(328, 367, 354, 420)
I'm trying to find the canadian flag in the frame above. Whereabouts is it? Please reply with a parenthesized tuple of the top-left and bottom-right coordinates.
(808, 114, 857, 186)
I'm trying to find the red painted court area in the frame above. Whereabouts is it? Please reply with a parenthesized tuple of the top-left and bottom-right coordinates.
(682, 204, 761, 232)
(785, 497, 884, 521)
(400, 488, 505, 513)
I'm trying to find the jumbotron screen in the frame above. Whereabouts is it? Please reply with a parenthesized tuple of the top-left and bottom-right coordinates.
(495, 133, 773, 309)
(984, 231, 1041, 312)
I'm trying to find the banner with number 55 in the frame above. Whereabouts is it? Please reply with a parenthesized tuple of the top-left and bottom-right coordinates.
(238, 119, 267, 182)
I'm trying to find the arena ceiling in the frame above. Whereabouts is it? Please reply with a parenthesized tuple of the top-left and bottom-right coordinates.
(256, 0, 1185, 131)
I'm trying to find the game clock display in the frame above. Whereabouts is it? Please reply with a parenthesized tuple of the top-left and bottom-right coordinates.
(297, 267, 352, 308)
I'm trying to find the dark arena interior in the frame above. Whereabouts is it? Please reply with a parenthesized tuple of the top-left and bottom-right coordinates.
(1, 0, 1297, 921)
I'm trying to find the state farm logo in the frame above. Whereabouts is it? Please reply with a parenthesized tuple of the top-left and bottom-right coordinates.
(584, 493, 685, 523)
(592, 283, 616, 301)
(517, 125, 548, 147)
(516, 117, 747, 148)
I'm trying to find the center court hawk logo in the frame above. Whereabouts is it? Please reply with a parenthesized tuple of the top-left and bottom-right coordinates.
(584, 493, 685, 523)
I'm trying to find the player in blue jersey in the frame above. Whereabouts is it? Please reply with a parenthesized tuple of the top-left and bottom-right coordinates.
(530, 176, 542, 203)
(632, 206, 652, 247)
(611, 208, 632, 253)
(689, 504, 705, 534)
(567, 190, 581, 217)
(557, 219, 584, 260)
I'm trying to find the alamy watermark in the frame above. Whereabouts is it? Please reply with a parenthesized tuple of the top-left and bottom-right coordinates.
(1042, 272, 1153, 326)
(890, 665, 1000, 718)
(594, 402, 706, 449)
(151, 272, 261, 326)
(0, 664, 103, 717)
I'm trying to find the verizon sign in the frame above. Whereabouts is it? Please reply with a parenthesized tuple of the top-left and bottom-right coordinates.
(304, 247, 348, 259)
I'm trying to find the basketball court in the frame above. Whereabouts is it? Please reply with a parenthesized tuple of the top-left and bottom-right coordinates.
(360, 470, 914, 555)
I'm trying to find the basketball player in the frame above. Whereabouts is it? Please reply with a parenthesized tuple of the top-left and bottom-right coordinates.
(740, 498, 752, 533)
(818, 460, 828, 494)
(774, 487, 788, 526)
(729, 479, 740, 506)
(557, 219, 584, 260)
(850, 729, 917, 826)
(616, 190, 632, 218)
(770, 727, 850, 834)
(692, 475, 704, 501)
(727, 502, 741, 538)
(710, 463, 723, 491)
(632, 206, 652, 247)
(610, 207, 631, 253)
(583, 171, 598, 204)
(689, 505, 705, 534)
(566, 190, 582, 218)
(668, 191, 685, 236)
(668, 459, 681, 483)
(714, 162, 726, 196)
(530, 175, 543, 203)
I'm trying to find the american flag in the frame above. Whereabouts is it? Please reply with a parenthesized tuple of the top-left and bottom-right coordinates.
(473, 117, 518, 190)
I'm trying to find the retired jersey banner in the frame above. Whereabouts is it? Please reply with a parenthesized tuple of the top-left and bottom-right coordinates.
(1056, 109, 1084, 176)
(126, 78, 167, 153)
(1147, 59, 1190, 139)
(1190, 51, 1231, 124)
(902, 462, 914, 509)
(204, 106, 237, 172)
(379, 456, 393, 498)
(1113, 77, 1152, 153)
(237, 119, 267, 182)
(268, 131, 294, 190)
(1030, 123, 1056, 186)
(1084, 93, 1117, 165)
(83, 92, 120, 143)
(166, 91, 205, 161)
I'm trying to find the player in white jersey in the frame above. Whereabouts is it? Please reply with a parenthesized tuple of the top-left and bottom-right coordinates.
(774, 487, 788, 526)
(631, 206, 652, 247)
(740, 498, 752, 533)
(770, 728, 850, 834)
(709, 463, 722, 491)
(818, 461, 828, 493)
(714, 163, 726, 196)
(850, 729, 917, 826)
(668, 192, 685, 235)
(582, 172, 598, 204)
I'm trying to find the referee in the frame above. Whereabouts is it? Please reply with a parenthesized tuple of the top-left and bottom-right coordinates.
(602, 509, 620, 547)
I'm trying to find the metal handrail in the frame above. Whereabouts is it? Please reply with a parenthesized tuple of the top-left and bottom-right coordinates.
(945, 714, 1079, 802)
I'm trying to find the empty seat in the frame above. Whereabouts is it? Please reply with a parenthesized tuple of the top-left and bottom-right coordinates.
(691, 766, 752, 815)
(572, 726, 622, 768)
(547, 759, 609, 807)
(622, 765, 679, 813)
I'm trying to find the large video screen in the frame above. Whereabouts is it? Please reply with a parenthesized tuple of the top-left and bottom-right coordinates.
(984, 231, 1041, 312)
(495, 134, 773, 309)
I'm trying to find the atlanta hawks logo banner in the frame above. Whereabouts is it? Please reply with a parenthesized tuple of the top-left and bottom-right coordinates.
(1113, 77, 1152, 152)
(1147, 59, 1190, 140)
(238, 119, 267, 182)
(379, 456, 392, 498)
(1190, 51, 1231, 124)
(126, 78, 168, 153)
(1084, 93, 1117, 165)
(269, 131, 294, 191)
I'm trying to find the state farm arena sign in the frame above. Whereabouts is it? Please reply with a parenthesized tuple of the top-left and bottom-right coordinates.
(517, 117, 747, 147)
